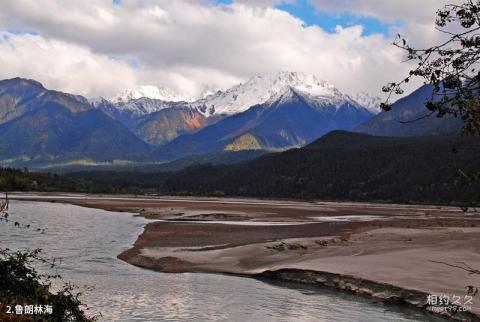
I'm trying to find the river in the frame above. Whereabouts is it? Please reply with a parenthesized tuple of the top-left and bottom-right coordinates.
(0, 200, 447, 321)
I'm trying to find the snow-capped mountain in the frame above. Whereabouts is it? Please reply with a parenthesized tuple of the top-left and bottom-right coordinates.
(110, 97, 178, 116)
(95, 85, 194, 118)
(111, 85, 193, 104)
(90, 95, 181, 120)
(156, 85, 374, 160)
(88, 96, 110, 108)
(192, 71, 364, 117)
(86, 72, 380, 148)
(100, 72, 379, 119)
(265, 83, 363, 111)
(351, 92, 383, 114)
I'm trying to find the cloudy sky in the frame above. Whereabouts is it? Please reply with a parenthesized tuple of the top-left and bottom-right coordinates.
(0, 0, 458, 99)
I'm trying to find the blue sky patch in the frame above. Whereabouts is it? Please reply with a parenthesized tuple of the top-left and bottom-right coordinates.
(6, 28, 39, 36)
(108, 55, 141, 69)
(216, 0, 398, 37)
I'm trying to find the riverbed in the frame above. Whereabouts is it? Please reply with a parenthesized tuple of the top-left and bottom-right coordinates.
(0, 200, 447, 321)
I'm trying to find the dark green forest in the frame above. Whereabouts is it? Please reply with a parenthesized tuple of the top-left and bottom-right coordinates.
(0, 168, 80, 192)
(149, 131, 480, 205)
(1, 131, 479, 206)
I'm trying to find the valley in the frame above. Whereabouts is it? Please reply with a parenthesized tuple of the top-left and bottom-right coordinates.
(2, 1, 479, 321)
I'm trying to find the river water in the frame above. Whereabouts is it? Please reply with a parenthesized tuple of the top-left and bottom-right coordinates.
(0, 200, 446, 321)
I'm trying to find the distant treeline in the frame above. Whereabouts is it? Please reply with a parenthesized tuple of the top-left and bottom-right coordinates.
(0, 167, 146, 194)
(0, 168, 88, 192)
(2, 131, 480, 206)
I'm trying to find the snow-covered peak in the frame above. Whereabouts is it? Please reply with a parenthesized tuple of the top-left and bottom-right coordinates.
(198, 84, 222, 100)
(265, 85, 363, 112)
(351, 92, 383, 114)
(88, 96, 110, 107)
(114, 97, 181, 116)
(88, 95, 182, 117)
(63, 93, 89, 104)
(96, 72, 378, 118)
(193, 71, 344, 117)
(111, 85, 193, 103)
(265, 86, 299, 105)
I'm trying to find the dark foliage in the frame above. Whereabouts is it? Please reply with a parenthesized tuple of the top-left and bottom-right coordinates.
(0, 249, 96, 321)
(0, 168, 87, 192)
(0, 167, 145, 194)
(68, 131, 480, 206)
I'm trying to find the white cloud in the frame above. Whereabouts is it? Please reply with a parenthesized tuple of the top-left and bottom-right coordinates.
(309, 0, 464, 46)
(0, 0, 444, 99)
(0, 32, 138, 97)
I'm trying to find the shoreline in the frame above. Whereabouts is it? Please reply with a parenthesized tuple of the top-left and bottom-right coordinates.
(10, 193, 480, 321)
(9, 191, 475, 209)
(256, 269, 478, 322)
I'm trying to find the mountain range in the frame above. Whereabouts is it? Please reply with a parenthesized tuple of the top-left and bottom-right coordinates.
(93, 71, 380, 147)
(155, 86, 373, 160)
(0, 78, 151, 166)
(0, 72, 464, 168)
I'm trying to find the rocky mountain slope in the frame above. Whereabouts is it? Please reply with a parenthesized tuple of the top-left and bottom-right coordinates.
(0, 78, 151, 166)
(156, 86, 373, 160)
(355, 85, 463, 136)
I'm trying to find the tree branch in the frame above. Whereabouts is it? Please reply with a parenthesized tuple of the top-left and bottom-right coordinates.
(397, 111, 436, 124)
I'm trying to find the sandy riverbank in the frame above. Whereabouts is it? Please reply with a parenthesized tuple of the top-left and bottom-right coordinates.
(10, 193, 480, 321)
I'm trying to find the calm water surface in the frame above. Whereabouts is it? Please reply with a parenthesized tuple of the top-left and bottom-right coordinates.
(0, 201, 446, 322)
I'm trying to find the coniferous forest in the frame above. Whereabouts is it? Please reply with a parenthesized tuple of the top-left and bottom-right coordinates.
(2, 131, 479, 206)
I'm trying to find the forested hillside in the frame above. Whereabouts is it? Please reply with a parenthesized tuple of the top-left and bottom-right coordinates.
(68, 131, 480, 205)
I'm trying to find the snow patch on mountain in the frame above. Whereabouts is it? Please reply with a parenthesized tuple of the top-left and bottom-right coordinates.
(111, 85, 193, 104)
(192, 71, 357, 117)
(94, 72, 380, 118)
(267, 85, 367, 113)
(88, 97, 109, 107)
(114, 97, 178, 116)
(351, 92, 383, 114)
(88, 95, 179, 117)
(90, 85, 196, 117)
